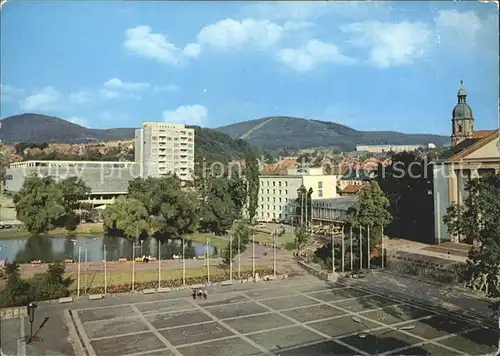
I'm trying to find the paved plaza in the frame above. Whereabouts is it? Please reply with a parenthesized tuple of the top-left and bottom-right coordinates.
(65, 276, 497, 356)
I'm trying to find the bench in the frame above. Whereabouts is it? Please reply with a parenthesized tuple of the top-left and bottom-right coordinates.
(59, 297, 73, 303)
(142, 289, 156, 294)
(88, 294, 103, 300)
(158, 287, 171, 293)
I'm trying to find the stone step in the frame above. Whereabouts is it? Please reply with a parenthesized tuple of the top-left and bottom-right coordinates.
(88, 294, 103, 300)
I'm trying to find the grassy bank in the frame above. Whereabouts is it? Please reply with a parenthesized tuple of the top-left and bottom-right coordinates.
(185, 232, 228, 250)
(66, 266, 268, 290)
(0, 224, 104, 239)
(253, 231, 295, 246)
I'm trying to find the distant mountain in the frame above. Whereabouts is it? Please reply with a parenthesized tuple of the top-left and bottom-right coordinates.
(0, 114, 136, 143)
(0, 113, 259, 163)
(216, 116, 449, 153)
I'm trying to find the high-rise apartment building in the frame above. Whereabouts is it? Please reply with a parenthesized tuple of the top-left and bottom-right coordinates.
(135, 122, 195, 181)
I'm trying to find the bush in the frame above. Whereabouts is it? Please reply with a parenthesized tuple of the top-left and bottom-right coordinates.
(0, 261, 72, 308)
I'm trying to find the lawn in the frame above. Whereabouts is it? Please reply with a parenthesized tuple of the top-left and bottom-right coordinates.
(69, 264, 267, 290)
(185, 232, 228, 250)
(253, 231, 295, 247)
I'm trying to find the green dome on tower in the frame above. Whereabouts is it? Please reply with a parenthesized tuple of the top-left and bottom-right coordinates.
(453, 80, 473, 120)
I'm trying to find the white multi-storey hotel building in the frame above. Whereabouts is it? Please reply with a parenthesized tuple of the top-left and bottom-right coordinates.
(135, 122, 195, 181)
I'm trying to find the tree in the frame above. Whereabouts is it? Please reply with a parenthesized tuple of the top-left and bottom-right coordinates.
(295, 185, 313, 226)
(223, 219, 250, 265)
(245, 149, 260, 224)
(13, 175, 65, 235)
(199, 175, 246, 233)
(128, 176, 199, 238)
(377, 151, 434, 242)
(294, 226, 310, 253)
(102, 196, 149, 238)
(57, 176, 91, 230)
(347, 181, 392, 246)
(444, 174, 500, 297)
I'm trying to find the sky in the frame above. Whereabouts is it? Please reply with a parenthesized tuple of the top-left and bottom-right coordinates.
(0, 1, 498, 135)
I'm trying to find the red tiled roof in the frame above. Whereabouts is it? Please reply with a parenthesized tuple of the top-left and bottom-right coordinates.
(343, 184, 363, 194)
(473, 130, 496, 138)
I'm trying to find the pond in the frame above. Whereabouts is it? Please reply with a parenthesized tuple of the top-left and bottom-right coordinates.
(0, 235, 217, 264)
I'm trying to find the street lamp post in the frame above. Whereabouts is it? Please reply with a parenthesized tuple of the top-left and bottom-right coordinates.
(131, 241, 140, 291)
(103, 244, 107, 294)
(352, 316, 415, 354)
(229, 234, 233, 281)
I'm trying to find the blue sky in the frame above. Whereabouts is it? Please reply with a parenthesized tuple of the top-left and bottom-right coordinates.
(1, 1, 498, 135)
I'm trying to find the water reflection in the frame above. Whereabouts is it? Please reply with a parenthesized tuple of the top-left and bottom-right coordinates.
(0, 235, 216, 263)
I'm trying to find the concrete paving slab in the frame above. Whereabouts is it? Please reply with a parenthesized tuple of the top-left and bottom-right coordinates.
(135, 299, 195, 315)
(276, 340, 357, 355)
(332, 295, 399, 312)
(159, 321, 234, 346)
(438, 328, 498, 355)
(83, 316, 148, 339)
(77, 305, 136, 323)
(132, 349, 176, 356)
(193, 293, 248, 307)
(204, 301, 268, 319)
(147, 310, 212, 329)
(243, 287, 295, 299)
(0, 318, 20, 356)
(282, 304, 347, 323)
(394, 315, 474, 340)
(390, 342, 460, 355)
(90, 332, 165, 356)
(307, 315, 380, 338)
(258, 294, 318, 310)
(247, 325, 325, 352)
(359, 304, 433, 325)
(223, 312, 293, 334)
(177, 336, 261, 356)
(307, 287, 371, 302)
(340, 329, 423, 354)
(287, 282, 334, 294)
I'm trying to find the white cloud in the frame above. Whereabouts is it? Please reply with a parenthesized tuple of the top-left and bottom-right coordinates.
(163, 104, 208, 125)
(197, 18, 284, 50)
(435, 9, 482, 44)
(123, 26, 187, 65)
(70, 91, 92, 104)
(100, 89, 120, 100)
(68, 116, 88, 127)
(1, 84, 24, 102)
(153, 84, 180, 92)
(20, 87, 62, 111)
(278, 39, 356, 72)
(342, 21, 432, 68)
(104, 78, 150, 90)
(183, 43, 201, 57)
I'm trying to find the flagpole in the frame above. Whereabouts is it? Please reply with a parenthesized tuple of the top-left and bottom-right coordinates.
(104, 244, 107, 294)
(341, 225, 345, 272)
(252, 232, 255, 279)
(350, 226, 353, 271)
(206, 237, 210, 284)
(273, 230, 276, 277)
(381, 229, 384, 269)
(229, 234, 233, 281)
(331, 228, 335, 274)
(359, 226, 363, 270)
(132, 241, 136, 291)
(367, 225, 371, 269)
(158, 240, 161, 289)
(182, 237, 186, 286)
(238, 233, 241, 278)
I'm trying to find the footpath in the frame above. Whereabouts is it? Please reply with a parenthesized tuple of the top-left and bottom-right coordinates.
(341, 270, 497, 328)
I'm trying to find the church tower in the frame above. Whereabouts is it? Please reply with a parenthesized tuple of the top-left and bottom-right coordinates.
(451, 80, 474, 146)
